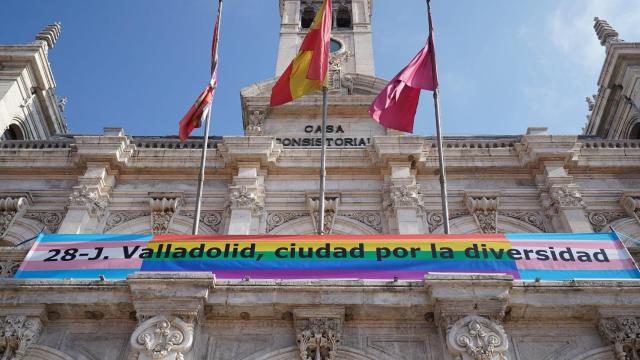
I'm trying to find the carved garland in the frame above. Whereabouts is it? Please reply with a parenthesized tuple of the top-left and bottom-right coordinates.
(587, 212, 628, 232)
(22, 211, 64, 233)
(129, 315, 193, 360)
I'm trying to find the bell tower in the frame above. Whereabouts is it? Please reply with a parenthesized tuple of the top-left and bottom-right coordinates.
(276, 0, 375, 77)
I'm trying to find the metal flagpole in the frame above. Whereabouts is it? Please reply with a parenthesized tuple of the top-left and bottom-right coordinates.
(193, 0, 223, 235)
(317, 86, 329, 235)
(427, 0, 450, 234)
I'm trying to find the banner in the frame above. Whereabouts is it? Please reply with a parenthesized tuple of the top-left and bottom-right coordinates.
(14, 233, 640, 281)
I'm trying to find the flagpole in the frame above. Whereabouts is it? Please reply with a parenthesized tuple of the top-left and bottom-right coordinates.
(427, 0, 450, 234)
(317, 86, 329, 235)
(193, 0, 223, 235)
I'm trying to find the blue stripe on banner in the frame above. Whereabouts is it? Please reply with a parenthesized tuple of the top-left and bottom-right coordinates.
(38, 234, 154, 243)
(506, 233, 617, 241)
(519, 269, 640, 281)
(14, 268, 139, 280)
(140, 259, 520, 272)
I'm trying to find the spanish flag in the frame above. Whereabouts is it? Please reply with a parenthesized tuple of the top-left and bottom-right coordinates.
(270, 0, 332, 107)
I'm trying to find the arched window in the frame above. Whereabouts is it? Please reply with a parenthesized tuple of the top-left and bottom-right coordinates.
(630, 122, 640, 139)
(1, 124, 25, 140)
(301, 6, 316, 29)
(336, 5, 351, 28)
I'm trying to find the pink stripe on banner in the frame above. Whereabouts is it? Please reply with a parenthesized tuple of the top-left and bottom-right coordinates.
(33, 241, 149, 251)
(20, 258, 143, 271)
(516, 258, 636, 270)
(510, 240, 624, 249)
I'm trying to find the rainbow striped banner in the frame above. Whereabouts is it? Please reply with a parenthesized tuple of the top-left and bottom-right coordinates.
(14, 233, 640, 281)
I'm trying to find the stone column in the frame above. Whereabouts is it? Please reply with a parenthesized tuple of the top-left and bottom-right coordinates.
(0, 306, 46, 360)
(127, 272, 214, 360)
(541, 162, 592, 233)
(385, 162, 425, 234)
(226, 163, 265, 235)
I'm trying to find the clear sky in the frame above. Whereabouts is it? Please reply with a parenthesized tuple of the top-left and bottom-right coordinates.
(1, 0, 639, 137)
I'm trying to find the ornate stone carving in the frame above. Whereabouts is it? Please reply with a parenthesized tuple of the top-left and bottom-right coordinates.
(587, 212, 628, 232)
(328, 51, 352, 91)
(307, 198, 339, 235)
(500, 211, 547, 232)
(426, 211, 469, 233)
(389, 185, 422, 208)
(104, 211, 150, 233)
(68, 185, 108, 218)
(150, 197, 183, 235)
(621, 196, 640, 224)
(550, 185, 585, 210)
(266, 211, 309, 233)
(599, 317, 640, 360)
(466, 196, 499, 234)
(228, 185, 264, 214)
(0, 315, 43, 360)
(0, 260, 21, 278)
(129, 315, 193, 360)
(22, 211, 64, 233)
(0, 197, 28, 238)
(594, 17, 622, 47)
(34, 23, 61, 49)
(446, 315, 509, 360)
(180, 211, 223, 233)
(246, 110, 265, 136)
(340, 211, 383, 233)
(341, 74, 354, 95)
(296, 318, 340, 360)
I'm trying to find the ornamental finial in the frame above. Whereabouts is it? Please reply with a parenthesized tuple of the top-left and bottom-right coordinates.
(593, 17, 621, 47)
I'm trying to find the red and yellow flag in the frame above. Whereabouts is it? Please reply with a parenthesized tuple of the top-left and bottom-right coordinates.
(179, 1, 222, 140)
(270, 0, 332, 107)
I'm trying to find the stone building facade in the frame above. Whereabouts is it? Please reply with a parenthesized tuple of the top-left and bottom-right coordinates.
(1, 3, 640, 359)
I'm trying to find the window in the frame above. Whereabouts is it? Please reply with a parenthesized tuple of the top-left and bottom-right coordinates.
(630, 122, 640, 140)
(336, 5, 351, 29)
(1, 124, 24, 140)
(301, 6, 316, 29)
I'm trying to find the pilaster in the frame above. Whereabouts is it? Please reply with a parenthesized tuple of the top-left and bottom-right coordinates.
(540, 161, 592, 233)
(226, 163, 265, 235)
(384, 161, 425, 234)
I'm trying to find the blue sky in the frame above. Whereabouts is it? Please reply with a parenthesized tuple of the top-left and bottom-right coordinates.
(1, 0, 639, 137)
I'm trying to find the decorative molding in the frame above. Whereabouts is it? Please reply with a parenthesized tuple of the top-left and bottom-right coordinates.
(22, 211, 64, 233)
(67, 185, 108, 218)
(328, 51, 352, 91)
(266, 211, 309, 233)
(180, 211, 223, 234)
(129, 315, 193, 360)
(0, 197, 29, 238)
(340, 211, 383, 233)
(0, 249, 25, 277)
(307, 197, 340, 235)
(500, 211, 547, 232)
(296, 318, 341, 360)
(446, 315, 509, 360)
(149, 196, 184, 235)
(599, 317, 640, 360)
(0, 315, 43, 360)
(550, 185, 585, 210)
(465, 195, 499, 234)
(104, 211, 150, 233)
(587, 212, 628, 232)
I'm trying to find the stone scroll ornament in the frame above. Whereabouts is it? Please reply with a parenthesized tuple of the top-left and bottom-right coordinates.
(0, 197, 28, 238)
(0, 315, 43, 360)
(297, 318, 340, 360)
(129, 315, 193, 360)
(446, 315, 509, 360)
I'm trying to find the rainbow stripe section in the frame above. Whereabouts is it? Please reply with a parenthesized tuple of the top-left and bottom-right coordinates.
(14, 233, 640, 281)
